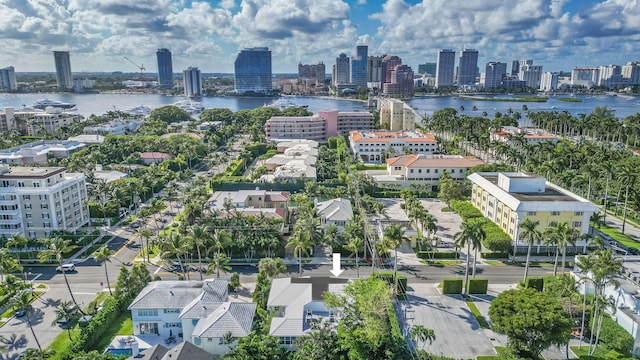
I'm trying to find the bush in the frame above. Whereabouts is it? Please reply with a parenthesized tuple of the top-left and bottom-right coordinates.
(442, 279, 463, 294)
(481, 252, 509, 259)
(599, 316, 633, 355)
(482, 237, 513, 253)
(524, 277, 544, 291)
(450, 200, 483, 220)
(467, 278, 489, 294)
(373, 272, 408, 296)
(416, 251, 459, 259)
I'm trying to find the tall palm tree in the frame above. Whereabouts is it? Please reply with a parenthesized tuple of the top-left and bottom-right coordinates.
(589, 212, 604, 235)
(208, 253, 231, 278)
(211, 229, 232, 258)
(618, 164, 636, 234)
(345, 236, 363, 278)
(286, 230, 314, 276)
(257, 257, 287, 279)
(383, 224, 408, 291)
(138, 227, 152, 263)
(589, 250, 623, 355)
(7, 234, 28, 272)
(519, 218, 542, 282)
(0, 247, 20, 283)
(39, 237, 81, 312)
(12, 289, 41, 350)
(187, 224, 210, 280)
(52, 300, 80, 340)
(410, 324, 436, 350)
(157, 232, 192, 280)
(454, 219, 485, 296)
(91, 246, 114, 296)
(575, 253, 597, 350)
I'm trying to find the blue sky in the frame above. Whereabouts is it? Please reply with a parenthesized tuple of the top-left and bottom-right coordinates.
(0, 0, 638, 74)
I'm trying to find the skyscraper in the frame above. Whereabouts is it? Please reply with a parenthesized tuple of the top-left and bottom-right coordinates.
(333, 53, 350, 85)
(435, 49, 455, 87)
(234, 47, 272, 95)
(458, 49, 479, 86)
(510, 60, 520, 77)
(183, 67, 202, 97)
(350, 45, 368, 88)
(298, 62, 325, 85)
(367, 56, 383, 89)
(0, 66, 17, 92)
(520, 64, 543, 88)
(156, 48, 173, 88)
(539, 72, 558, 91)
(484, 62, 507, 89)
(418, 63, 437, 76)
(382, 55, 402, 83)
(53, 51, 73, 90)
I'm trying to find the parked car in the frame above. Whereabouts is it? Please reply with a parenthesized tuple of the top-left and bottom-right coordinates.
(56, 264, 76, 272)
(14, 308, 26, 317)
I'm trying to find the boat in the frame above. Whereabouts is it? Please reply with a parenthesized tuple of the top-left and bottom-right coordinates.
(268, 97, 308, 110)
(33, 99, 76, 110)
(172, 100, 204, 114)
(124, 105, 153, 117)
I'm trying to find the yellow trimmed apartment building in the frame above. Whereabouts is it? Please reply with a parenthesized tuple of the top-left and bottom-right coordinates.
(468, 172, 598, 253)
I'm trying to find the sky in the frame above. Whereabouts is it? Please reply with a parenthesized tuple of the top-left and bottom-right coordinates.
(0, 0, 638, 74)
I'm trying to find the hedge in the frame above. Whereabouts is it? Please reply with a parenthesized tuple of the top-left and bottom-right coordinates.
(524, 277, 544, 291)
(450, 200, 483, 220)
(66, 296, 126, 355)
(373, 272, 407, 296)
(442, 278, 463, 294)
(481, 252, 509, 259)
(416, 251, 460, 259)
(600, 315, 634, 354)
(467, 278, 488, 294)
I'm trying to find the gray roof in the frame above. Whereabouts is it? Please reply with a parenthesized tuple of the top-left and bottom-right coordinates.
(179, 279, 229, 319)
(158, 341, 213, 360)
(128, 344, 168, 360)
(192, 302, 257, 338)
(128, 280, 227, 310)
(316, 198, 353, 223)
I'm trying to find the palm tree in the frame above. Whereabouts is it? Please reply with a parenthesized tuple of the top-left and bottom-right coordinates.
(7, 234, 28, 271)
(187, 224, 210, 280)
(575, 253, 597, 350)
(383, 224, 408, 292)
(344, 236, 363, 278)
(52, 300, 80, 340)
(139, 227, 152, 263)
(589, 212, 604, 235)
(0, 247, 20, 283)
(208, 253, 231, 278)
(39, 237, 81, 312)
(589, 250, 623, 355)
(19, 348, 55, 360)
(211, 229, 232, 258)
(519, 218, 542, 283)
(410, 324, 436, 350)
(257, 257, 286, 278)
(618, 164, 636, 234)
(286, 230, 314, 276)
(91, 246, 114, 296)
(12, 289, 41, 350)
(454, 219, 485, 296)
(157, 232, 192, 280)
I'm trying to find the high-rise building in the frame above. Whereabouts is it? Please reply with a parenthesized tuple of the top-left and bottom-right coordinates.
(156, 48, 173, 88)
(382, 55, 402, 83)
(384, 64, 414, 97)
(298, 62, 326, 85)
(418, 63, 437, 76)
(622, 62, 640, 85)
(510, 60, 520, 77)
(234, 47, 273, 94)
(457, 49, 479, 86)
(0, 66, 17, 92)
(520, 64, 543, 88)
(571, 68, 600, 88)
(598, 65, 623, 89)
(435, 49, 455, 87)
(484, 62, 507, 89)
(350, 45, 368, 88)
(333, 53, 350, 85)
(183, 67, 202, 97)
(539, 72, 558, 91)
(53, 51, 73, 90)
(517, 60, 533, 77)
(367, 56, 383, 89)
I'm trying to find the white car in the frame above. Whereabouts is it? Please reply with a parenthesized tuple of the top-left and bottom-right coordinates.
(56, 264, 76, 272)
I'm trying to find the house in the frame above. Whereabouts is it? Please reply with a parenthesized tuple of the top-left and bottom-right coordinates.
(468, 172, 598, 253)
(84, 119, 143, 135)
(128, 279, 256, 357)
(126, 341, 213, 360)
(0, 140, 87, 165)
(315, 198, 353, 229)
(267, 277, 349, 349)
(93, 164, 127, 183)
(139, 152, 172, 165)
(370, 154, 484, 190)
(490, 126, 559, 147)
(208, 189, 290, 222)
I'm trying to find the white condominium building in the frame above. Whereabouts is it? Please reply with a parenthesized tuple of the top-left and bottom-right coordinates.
(0, 166, 90, 238)
(349, 130, 439, 164)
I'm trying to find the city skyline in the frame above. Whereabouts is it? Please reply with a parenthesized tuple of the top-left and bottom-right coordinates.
(0, 1, 638, 74)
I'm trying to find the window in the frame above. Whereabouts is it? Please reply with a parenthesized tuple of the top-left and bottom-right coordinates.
(527, 211, 537, 216)
(572, 221, 582, 228)
(42, 213, 49, 219)
(1, 181, 8, 187)
(24, 204, 32, 210)
(164, 309, 180, 313)
(575, 211, 584, 216)
(40, 204, 48, 209)
(551, 211, 560, 216)
(33, 182, 40, 188)
(17, 181, 24, 187)
(39, 194, 47, 200)
(25, 213, 32, 219)
(163, 322, 181, 328)
(22, 195, 30, 200)
(137, 309, 158, 317)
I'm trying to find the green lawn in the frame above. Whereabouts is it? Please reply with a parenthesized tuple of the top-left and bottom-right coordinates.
(91, 310, 132, 352)
(49, 327, 81, 360)
(483, 260, 506, 266)
(117, 317, 133, 335)
(421, 260, 463, 265)
(465, 301, 490, 329)
(598, 225, 640, 251)
(571, 345, 633, 359)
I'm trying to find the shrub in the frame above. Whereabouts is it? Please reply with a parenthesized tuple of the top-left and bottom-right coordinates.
(481, 252, 509, 259)
(442, 278, 463, 294)
(524, 277, 544, 291)
(416, 251, 459, 259)
(482, 237, 513, 253)
(467, 278, 489, 294)
(599, 315, 634, 355)
(450, 200, 483, 220)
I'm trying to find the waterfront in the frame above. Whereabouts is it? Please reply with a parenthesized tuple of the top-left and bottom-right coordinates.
(0, 92, 639, 121)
